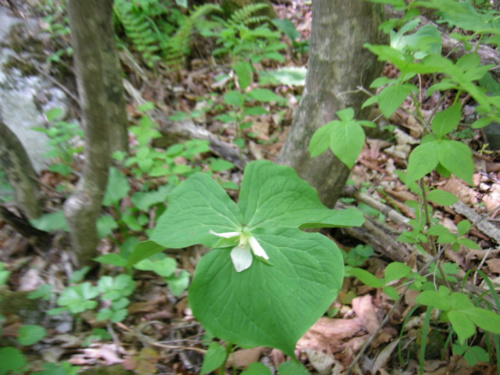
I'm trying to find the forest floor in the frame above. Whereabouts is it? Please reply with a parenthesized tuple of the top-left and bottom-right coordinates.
(1, 1, 500, 375)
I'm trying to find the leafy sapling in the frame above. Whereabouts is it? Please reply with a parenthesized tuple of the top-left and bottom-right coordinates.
(129, 160, 364, 364)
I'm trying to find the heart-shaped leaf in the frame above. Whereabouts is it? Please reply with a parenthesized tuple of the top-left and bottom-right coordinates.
(189, 228, 343, 357)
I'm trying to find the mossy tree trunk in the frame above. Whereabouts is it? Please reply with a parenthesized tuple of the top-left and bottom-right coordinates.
(98, 0, 129, 154)
(277, 0, 386, 208)
(64, 0, 114, 267)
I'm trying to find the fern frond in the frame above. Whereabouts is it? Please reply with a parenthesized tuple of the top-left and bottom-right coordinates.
(164, 4, 222, 68)
(229, 3, 270, 26)
(113, 0, 162, 67)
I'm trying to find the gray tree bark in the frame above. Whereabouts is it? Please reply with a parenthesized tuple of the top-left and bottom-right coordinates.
(277, 0, 386, 208)
(64, 0, 112, 267)
(0, 118, 41, 219)
(98, 0, 129, 154)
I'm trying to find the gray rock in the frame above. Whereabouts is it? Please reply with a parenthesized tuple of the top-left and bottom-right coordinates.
(0, 5, 72, 173)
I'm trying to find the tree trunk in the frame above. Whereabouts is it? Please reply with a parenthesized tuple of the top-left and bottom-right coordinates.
(0, 118, 41, 219)
(98, 0, 129, 154)
(64, 0, 112, 267)
(277, 0, 385, 208)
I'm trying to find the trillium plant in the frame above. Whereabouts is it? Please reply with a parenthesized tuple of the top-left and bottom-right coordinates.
(130, 160, 363, 368)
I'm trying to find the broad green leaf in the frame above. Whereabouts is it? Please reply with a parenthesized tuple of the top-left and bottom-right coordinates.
(189, 228, 343, 357)
(17, 325, 47, 346)
(241, 362, 272, 375)
(224, 90, 245, 107)
(329, 121, 365, 168)
(448, 311, 475, 344)
(406, 141, 439, 181)
(135, 256, 177, 278)
(415, 290, 451, 311)
(151, 173, 242, 248)
(233, 61, 252, 91)
(471, 117, 492, 129)
(384, 262, 411, 283)
(299, 207, 364, 228)
(127, 240, 166, 267)
(378, 83, 416, 118)
(201, 343, 227, 375)
(383, 286, 400, 300)
(165, 270, 190, 296)
(464, 307, 500, 334)
(336, 107, 354, 121)
(97, 215, 118, 239)
(309, 122, 333, 157)
(278, 360, 309, 375)
(431, 104, 462, 137)
(131, 186, 171, 212)
(348, 268, 384, 288)
(457, 220, 471, 236)
(30, 210, 68, 232)
(210, 159, 234, 172)
(238, 161, 363, 229)
(272, 18, 300, 40)
(0, 347, 26, 375)
(370, 76, 393, 88)
(102, 167, 130, 206)
(457, 238, 480, 249)
(464, 346, 489, 366)
(426, 189, 458, 206)
(437, 140, 474, 184)
(247, 88, 284, 103)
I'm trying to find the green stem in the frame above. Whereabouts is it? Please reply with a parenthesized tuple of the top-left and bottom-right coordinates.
(419, 180, 451, 289)
(218, 342, 233, 375)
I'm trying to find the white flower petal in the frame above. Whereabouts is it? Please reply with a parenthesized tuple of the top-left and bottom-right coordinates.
(249, 236, 269, 260)
(230, 244, 253, 272)
(209, 230, 241, 238)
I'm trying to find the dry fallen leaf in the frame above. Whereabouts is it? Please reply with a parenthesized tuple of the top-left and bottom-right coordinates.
(352, 295, 379, 334)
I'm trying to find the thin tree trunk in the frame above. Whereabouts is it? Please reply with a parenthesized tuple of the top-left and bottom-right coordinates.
(98, 0, 129, 154)
(64, 0, 111, 267)
(0, 118, 41, 219)
(277, 0, 385, 208)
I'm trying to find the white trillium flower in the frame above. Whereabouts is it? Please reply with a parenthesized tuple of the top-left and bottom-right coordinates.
(209, 229, 269, 272)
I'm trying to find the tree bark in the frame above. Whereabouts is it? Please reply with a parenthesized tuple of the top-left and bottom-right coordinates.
(0, 118, 41, 219)
(277, 0, 386, 208)
(64, 0, 112, 267)
(98, 0, 129, 154)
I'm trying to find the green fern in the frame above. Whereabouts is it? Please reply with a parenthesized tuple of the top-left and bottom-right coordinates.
(228, 3, 270, 26)
(113, 0, 165, 67)
(164, 4, 222, 68)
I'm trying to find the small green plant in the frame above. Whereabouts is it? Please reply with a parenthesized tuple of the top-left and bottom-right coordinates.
(128, 160, 364, 371)
(39, 0, 73, 65)
(0, 263, 79, 375)
(32, 107, 83, 177)
(202, 3, 286, 64)
(307, 1, 500, 371)
(215, 67, 286, 148)
(48, 270, 135, 323)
